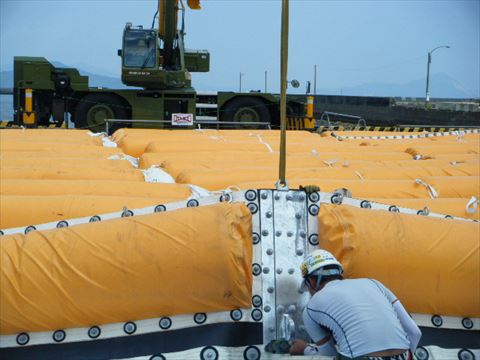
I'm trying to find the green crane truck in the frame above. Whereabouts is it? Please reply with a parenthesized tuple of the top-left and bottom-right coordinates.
(13, 0, 309, 133)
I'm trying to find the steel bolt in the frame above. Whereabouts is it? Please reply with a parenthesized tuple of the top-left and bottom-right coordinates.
(287, 231, 293, 237)
(263, 267, 270, 274)
(286, 194, 293, 201)
(276, 268, 283, 274)
(266, 248, 273, 255)
(261, 192, 268, 200)
(264, 305, 271, 312)
(288, 268, 295, 274)
(298, 194, 305, 201)
(274, 194, 281, 201)
(262, 230, 269, 236)
(299, 231, 306, 238)
(275, 230, 282, 237)
(267, 286, 274, 293)
(295, 212, 302, 219)
(296, 249, 304, 256)
(266, 211, 272, 218)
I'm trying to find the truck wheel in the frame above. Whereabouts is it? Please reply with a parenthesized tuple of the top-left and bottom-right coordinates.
(74, 94, 130, 133)
(221, 97, 271, 128)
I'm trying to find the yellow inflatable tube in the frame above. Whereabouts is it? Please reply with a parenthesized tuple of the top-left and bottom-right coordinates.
(318, 204, 479, 317)
(366, 198, 480, 220)
(0, 180, 192, 198)
(0, 194, 191, 229)
(0, 165, 144, 181)
(0, 202, 253, 334)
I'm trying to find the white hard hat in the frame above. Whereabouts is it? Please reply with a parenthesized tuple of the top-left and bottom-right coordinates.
(300, 249, 343, 279)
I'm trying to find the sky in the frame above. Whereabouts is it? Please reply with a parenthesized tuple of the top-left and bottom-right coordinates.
(0, 0, 479, 97)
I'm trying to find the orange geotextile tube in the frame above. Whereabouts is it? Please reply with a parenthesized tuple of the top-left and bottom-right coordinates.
(235, 179, 479, 199)
(0, 202, 253, 334)
(0, 165, 144, 181)
(0, 135, 102, 146)
(365, 198, 479, 220)
(0, 157, 133, 169)
(0, 142, 119, 155)
(0, 195, 190, 229)
(0, 180, 191, 197)
(0, 150, 122, 159)
(0, 129, 92, 136)
(318, 204, 480, 317)
(174, 166, 480, 189)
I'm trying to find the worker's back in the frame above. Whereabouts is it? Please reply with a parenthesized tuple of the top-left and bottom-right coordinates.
(303, 278, 410, 358)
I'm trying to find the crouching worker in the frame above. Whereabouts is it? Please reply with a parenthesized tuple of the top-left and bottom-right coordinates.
(290, 250, 421, 359)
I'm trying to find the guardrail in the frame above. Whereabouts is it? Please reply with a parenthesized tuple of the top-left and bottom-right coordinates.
(105, 118, 271, 134)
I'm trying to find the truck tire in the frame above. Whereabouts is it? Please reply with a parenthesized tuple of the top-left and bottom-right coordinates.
(221, 97, 271, 128)
(74, 93, 130, 133)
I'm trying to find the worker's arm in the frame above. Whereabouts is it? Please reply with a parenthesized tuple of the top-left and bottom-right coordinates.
(289, 308, 337, 356)
(392, 299, 422, 352)
(371, 279, 422, 352)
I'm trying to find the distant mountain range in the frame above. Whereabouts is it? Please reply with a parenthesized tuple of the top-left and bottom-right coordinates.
(335, 73, 476, 99)
(0, 63, 476, 99)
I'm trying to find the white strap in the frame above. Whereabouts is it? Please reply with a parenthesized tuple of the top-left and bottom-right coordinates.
(415, 179, 439, 199)
(255, 135, 273, 153)
(466, 196, 479, 214)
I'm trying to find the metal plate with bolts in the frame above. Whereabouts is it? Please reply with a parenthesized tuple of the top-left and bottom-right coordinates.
(257, 189, 318, 344)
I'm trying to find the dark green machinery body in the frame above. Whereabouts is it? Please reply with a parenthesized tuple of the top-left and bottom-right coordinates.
(13, 56, 301, 132)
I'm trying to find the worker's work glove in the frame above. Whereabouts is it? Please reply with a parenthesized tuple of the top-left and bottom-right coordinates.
(299, 185, 320, 195)
(264, 338, 292, 354)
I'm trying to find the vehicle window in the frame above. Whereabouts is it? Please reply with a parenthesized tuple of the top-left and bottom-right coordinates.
(123, 30, 156, 68)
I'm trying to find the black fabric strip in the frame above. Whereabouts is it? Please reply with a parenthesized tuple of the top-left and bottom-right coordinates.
(0, 322, 263, 360)
(418, 326, 480, 348)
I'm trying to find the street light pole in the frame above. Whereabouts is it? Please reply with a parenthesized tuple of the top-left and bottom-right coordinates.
(425, 45, 450, 104)
(265, 71, 268, 93)
(239, 72, 244, 92)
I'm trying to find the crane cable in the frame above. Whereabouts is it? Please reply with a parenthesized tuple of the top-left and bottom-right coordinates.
(278, 0, 289, 187)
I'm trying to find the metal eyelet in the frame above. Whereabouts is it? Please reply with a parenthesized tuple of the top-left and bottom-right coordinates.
(245, 190, 257, 201)
(16, 333, 29, 346)
(230, 309, 243, 321)
(123, 322, 137, 335)
(154, 205, 166, 212)
(251, 309, 263, 322)
(243, 345, 261, 360)
(247, 202, 258, 214)
(194, 313, 207, 324)
(308, 234, 319, 246)
(87, 326, 101, 339)
(252, 295, 262, 308)
(159, 317, 172, 330)
(360, 200, 372, 209)
(56, 220, 69, 228)
(200, 346, 219, 360)
(52, 330, 66, 343)
(24, 225, 36, 234)
(431, 315, 443, 327)
(187, 199, 199, 207)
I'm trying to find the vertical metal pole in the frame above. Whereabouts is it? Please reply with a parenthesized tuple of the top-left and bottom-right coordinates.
(278, 0, 289, 186)
(425, 52, 431, 104)
(239, 72, 242, 92)
(265, 71, 268, 93)
(314, 64, 317, 95)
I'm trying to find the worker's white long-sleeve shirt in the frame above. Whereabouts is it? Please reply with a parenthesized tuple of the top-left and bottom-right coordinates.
(303, 279, 420, 358)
